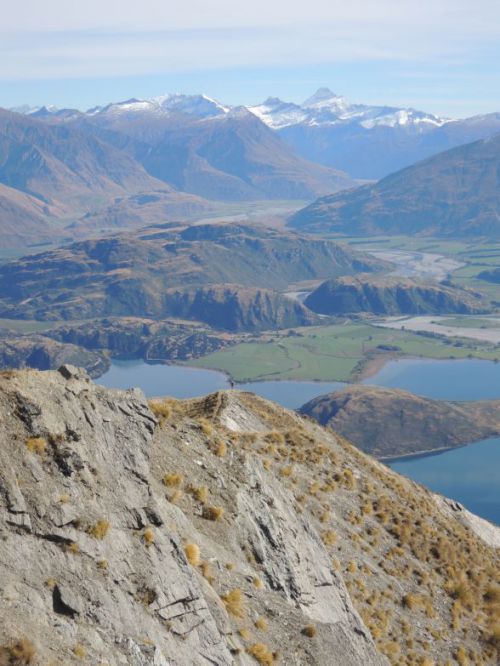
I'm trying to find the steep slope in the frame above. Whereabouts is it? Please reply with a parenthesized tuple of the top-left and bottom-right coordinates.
(0, 224, 384, 321)
(289, 134, 500, 238)
(304, 274, 487, 316)
(0, 109, 166, 211)
(86, 106, 354, 201)
(0, 368, 498, 665)
(161, 285, 317, 331)
(300, 385, 500, 458)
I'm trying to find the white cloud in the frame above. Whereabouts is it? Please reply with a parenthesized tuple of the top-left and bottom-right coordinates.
(1, 1, 499, 81)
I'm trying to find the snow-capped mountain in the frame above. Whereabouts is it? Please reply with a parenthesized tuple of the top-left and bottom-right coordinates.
(152, 93, 229, 118)
(9, 89, 500, 180)
(249, 88, 496, 179)
(3, 88, 456, 129)
(248, 87, 449, 130)
(89, 93, 229, 120)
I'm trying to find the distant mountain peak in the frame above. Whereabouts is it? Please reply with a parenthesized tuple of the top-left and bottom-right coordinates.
(151, 92, 229, 118)
(302, 87, 341, 105)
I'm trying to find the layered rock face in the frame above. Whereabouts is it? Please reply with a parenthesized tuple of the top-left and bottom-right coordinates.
(0, 368, 384, 665)
(0, 368, 498, 665)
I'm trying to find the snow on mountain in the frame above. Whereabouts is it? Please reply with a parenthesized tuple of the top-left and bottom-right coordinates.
(248, 88, 450, 130)
(250, 98, 308, 129)
(10, 89, 449, 130)
(93, 98, 164, 117)
(152, 93, 229, 118)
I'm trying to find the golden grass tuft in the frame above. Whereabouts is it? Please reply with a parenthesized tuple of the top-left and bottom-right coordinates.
(25, 437, 47, 456)
(302, 625, 317, 638)
(347, 560, 357, 574)
(238, 628, 252, 641)
(65, 541, 79, 555)
(168, 489, 183, 504)
(189, 485, 209, 503)
(264, 431, 285, 445)
(213, 440, 227, 457)
(149, 399, 172, 424)
(321, 530, 337, 546)
(162, 472, 183, 488)
(184, 543, 200, 566)
(246, 643, 275, 665)
(142, 526, 154, 546)
(87, 519, 110, 540)
(1, 639, 36, 664)
(202, 505, 224, 521)
(199, 418, 213, 437)
(254, 617, 268, 631)
(73, 644, 86, 658)
(221, 588, 245, 618)
(252, 576, 264, 589)
(200, 561, 215, 585)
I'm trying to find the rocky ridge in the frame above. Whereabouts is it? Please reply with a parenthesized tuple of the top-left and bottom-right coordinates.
(0, 368, 498, 664)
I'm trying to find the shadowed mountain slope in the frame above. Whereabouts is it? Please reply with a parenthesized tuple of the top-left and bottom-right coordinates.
(303, 274, 488, 316)
(289, 134, 500, 238)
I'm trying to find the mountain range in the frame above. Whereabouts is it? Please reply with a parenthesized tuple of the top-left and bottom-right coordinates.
(289, 133, 500, 238)
(0, 98, 354, 247)
(4, 89, 500, 248)
(18, 88, 500, 180)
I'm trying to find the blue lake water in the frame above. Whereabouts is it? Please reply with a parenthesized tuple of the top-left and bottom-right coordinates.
(363, 357, 500, 401)
(389, 437, 500, 525)
(98, 357, 500, 524)
(98, 358, 345, 408)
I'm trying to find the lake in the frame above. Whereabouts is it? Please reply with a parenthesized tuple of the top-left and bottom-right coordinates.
(98, 357, 500, 524)
(98, 358, 346, 408)
(362, 357, 500, 400)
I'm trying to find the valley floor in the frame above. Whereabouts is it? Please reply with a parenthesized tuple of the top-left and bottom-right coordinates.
(188, 321, 499, 383)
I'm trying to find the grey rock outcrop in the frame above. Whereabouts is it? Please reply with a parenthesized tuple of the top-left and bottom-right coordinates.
(0, 367, 385, 665)
(1, 369, 498, 665)
(0, 335, 109, 377)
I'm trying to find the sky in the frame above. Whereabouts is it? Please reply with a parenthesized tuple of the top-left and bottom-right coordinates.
(2, 0, 500, 117)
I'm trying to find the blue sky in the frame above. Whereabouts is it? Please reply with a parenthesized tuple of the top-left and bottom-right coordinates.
(2, 0, 500, 117)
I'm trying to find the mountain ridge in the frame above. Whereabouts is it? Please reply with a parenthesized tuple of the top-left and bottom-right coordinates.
(289, 133, 500, 238)
(0, 366, 498, 664)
